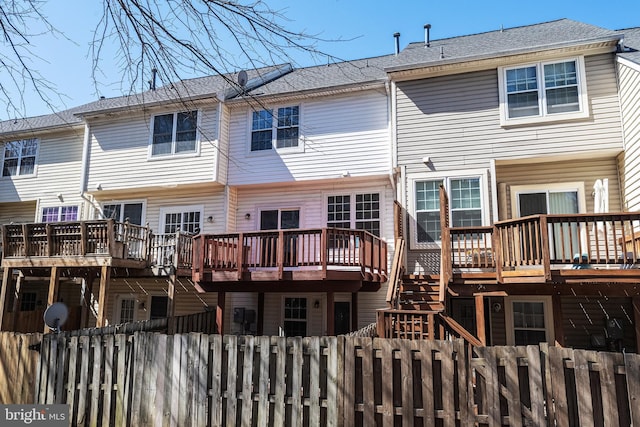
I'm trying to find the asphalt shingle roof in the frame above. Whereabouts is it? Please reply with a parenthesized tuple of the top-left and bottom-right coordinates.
(387, 19, 621, 72)
(618, 27, 640, 65)
(239, 54, 396, 98)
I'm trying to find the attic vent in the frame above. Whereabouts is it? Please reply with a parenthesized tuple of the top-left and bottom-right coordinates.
(237, 70, 248, 87)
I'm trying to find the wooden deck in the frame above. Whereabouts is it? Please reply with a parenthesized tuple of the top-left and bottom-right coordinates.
(1, 219, 193, 272)
(442, 210, 640, 286)
(192, 228, 388, 291)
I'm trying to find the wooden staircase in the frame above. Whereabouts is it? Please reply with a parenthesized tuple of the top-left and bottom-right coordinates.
(396, 275, 443, 312)
(376, 239, 482, 346)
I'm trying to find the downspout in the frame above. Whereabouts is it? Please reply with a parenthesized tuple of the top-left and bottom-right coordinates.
(386, 80, 397, 192)
(490, 159, 499, 223)
(79, 122, 91, 195)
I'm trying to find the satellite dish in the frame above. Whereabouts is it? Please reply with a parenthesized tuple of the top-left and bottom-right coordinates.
(44, 302, 68, 332)
(237, 70, 248, 87)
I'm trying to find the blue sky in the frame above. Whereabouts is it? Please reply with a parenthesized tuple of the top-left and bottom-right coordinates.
(9, 0, 640, 118)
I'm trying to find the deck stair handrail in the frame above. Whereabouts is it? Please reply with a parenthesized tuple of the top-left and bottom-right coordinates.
(385, 238, 405, 308)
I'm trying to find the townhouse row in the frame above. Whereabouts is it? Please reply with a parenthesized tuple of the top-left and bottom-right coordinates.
(0, 19, 639, 351)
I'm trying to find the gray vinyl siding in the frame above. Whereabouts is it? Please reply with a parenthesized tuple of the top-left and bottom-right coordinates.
(399, 53, 623, 276)
(618, 62, 640, 211)
(227, 90, 390, 186)
(0, 128, 84, 206)
(86, 105, 220, 192)
(396, 54, 623, 178)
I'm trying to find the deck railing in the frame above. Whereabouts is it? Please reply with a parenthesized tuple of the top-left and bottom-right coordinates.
(0, 219, 151, 261)
(149, 231, 194, 269)
(442, 212, 640, 279)
(193, 228, 388, 280)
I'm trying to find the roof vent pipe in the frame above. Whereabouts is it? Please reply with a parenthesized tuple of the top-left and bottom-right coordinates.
(424, 24, 431, 47)
(150, 68, 158, 91)
(393, 32, 400, 55)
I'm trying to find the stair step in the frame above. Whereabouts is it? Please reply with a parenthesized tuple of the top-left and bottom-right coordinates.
(397, 302, 444, 311)
(399, 292, 439, 302)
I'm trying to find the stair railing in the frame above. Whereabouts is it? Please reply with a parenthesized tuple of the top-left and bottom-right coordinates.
(385, 238, 405, 308)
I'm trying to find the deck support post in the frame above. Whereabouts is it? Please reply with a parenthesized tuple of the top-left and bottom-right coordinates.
(475, 294, 486, 345)
(167, 272, 176, 320)
(257, 292, 264, 336)
(351, 292, 358, 332)
(0, 268, 11, 331)
(96, 265, 111, 328)
(80, 273, 95, 329)
(8, 272, 23, 331)
(326, 292, 335, 336)
(216, 291, 225, 334)
(633, 297, 640, 354)
(45, 266, 61, 332)
(552, 294, 565, 346)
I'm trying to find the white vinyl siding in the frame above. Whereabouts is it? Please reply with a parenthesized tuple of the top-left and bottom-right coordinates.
(228, 90, 390, 185)
(0, 129, 84, 207)
(86, 106, 221, 192)
(618, 60, 640, 212)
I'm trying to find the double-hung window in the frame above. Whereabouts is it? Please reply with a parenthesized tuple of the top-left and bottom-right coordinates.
(150, 111, 198, 157)
(2, 139, 38, 177)
(412, 173, 485, 247)
(499, 57, 587, 125)
(42, 206, 79, 222)
(283, 297, 307, 337)
(251, 106, 300, 151)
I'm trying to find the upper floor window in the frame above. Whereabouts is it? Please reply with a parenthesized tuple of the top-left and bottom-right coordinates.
(251, 106, 300, 151)
(150, 111, 198, 157)
(42, 206, 79, 222)
(498, 57, 588, 126)
(327, 192, 380, 236)
(2, 138, 38, 177)
(411, 172, 486, 248)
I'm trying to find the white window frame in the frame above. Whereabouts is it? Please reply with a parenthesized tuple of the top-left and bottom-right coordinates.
(498, 56, 589, 126)
(148, 110, 201, 159)
(324, 191, 383, 237)
(159, 204, 204, 235)
(248, 104, 304, 154)
(510, 182, 587, 217)
(99, 200, 146, 224)
(1, 138, 39, 178)
(281, 296, 308, 337)
(504, 296, 554, 345)
(41, 205, 80, 222)
(408, 169, 489, 249)
(115, 294, 138, 324)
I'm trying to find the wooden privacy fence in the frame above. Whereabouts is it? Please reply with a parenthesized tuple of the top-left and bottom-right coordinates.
(31, 334, 640, 426)
(0, 332, 41, 404)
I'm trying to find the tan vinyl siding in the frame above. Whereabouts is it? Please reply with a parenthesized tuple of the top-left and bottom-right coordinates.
(396, 54, 623, 178)
(0, 129, 84, 206)
(0, 201, 37, 223)
(86, 105, 220, 192)
(227, 90, 390, 186)
(496, 157, 623, 219)
(618, 62, 640, 211)
(105, 278, 218, 325)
